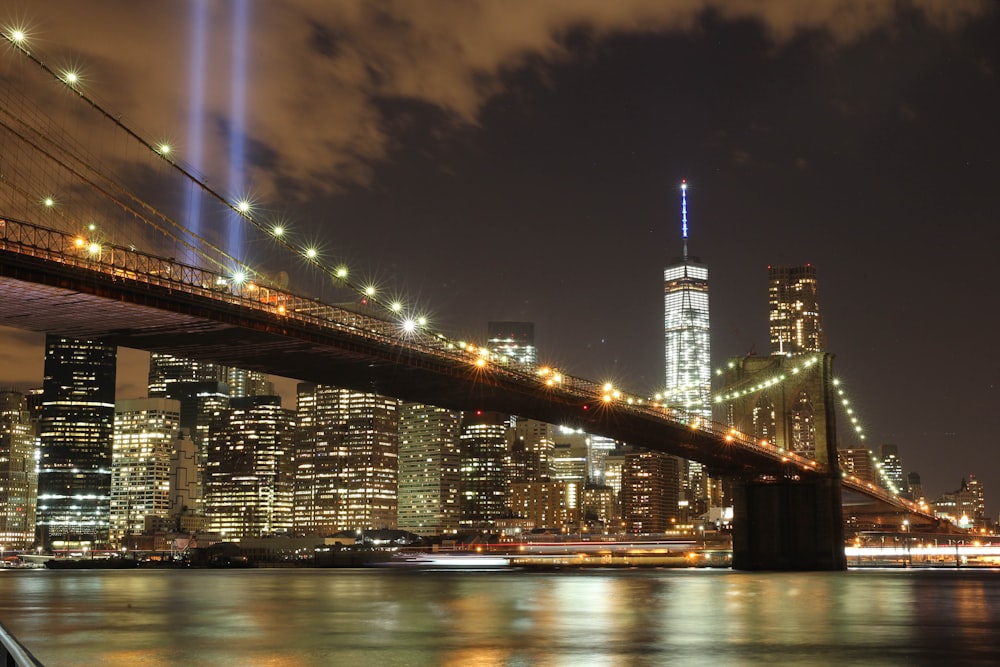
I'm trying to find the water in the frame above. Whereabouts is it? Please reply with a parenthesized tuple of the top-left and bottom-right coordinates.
(1, 567, 998, 666)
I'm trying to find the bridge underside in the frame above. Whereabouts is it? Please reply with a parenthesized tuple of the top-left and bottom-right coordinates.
(0, 250, 807, 478)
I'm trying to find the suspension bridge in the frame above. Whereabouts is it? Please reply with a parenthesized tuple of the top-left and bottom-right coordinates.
(0, 26, 945, 569)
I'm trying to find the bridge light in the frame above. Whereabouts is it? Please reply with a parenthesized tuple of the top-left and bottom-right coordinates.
(87, 242, 100, 255)
(235, 200, 252, 214)
(552, 373, 562, 384)
(335, 266, 348, 279)
(390, 302, 402, 312)
(603, 382, 613, 392)
(475, 357, 486, 368)
(602, 394, 612, 402)
(304, 247, 318, 259)
(232, 271, 246, 284)
(61, 70, 80, 86)
(157, 143, 172, 155)
(417, 316, 428, 327)
(402, 319, 416, 333)
(43, 197, 55, 207)
(74, 237, 85, 248)
(364, 285, 376, 297)
(277, 305, 286, 314)
(8, 28, 27, 44)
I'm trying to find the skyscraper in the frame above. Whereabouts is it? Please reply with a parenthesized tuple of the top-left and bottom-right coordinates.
(768, 264, 825, 355)
(294, 384, 399, 535)
(487, 322, 537, 366)
(0, 390, 37, 549)
(37, 335, 117, 548)
(663, 180, 711, 512)
(622, 450, 679, 534)
(205, 395, 294, 538)
(397, 402, 462, 536)
(110, 398, 192, 545)
(459, 410, 509, 529)
(878, 444, 905, 495)
(148, 353, 223, 397)
(663, 180, 711, 417)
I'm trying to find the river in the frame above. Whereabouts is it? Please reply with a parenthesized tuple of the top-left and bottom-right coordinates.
(1, 567, 997, 665)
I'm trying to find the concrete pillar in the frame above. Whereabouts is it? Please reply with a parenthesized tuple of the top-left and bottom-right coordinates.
(732, 475, 847, 570)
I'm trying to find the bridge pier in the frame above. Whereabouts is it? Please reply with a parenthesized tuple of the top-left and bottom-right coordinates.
(731, 475, 846, 570)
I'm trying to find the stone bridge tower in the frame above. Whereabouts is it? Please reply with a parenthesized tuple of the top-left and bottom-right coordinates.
(719, 353, 846, 570)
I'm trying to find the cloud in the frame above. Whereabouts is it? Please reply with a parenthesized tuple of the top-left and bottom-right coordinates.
(4, 0, 990, 201)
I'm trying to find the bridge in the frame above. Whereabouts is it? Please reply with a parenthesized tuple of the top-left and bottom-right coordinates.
(0, 26, 943, 570)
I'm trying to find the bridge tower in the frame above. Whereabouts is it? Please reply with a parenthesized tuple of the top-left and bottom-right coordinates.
(721, 353, 846, 570)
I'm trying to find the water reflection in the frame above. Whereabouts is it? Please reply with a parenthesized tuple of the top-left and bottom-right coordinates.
(1, 568, 998, 666)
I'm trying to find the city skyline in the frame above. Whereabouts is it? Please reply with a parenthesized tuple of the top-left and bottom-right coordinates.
(0, 1, 997, 504)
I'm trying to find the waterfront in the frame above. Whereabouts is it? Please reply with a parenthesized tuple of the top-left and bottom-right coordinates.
(1, 568, 998, 666)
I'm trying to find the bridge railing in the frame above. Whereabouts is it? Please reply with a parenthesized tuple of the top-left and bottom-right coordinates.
(0, 621, 43, 667)
(2, 214, 827, 476)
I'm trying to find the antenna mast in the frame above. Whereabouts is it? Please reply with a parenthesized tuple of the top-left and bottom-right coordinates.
(681, 179, 689, 258)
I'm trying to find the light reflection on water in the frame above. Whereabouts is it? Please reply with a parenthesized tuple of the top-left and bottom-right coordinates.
(2, 568, 999, 666)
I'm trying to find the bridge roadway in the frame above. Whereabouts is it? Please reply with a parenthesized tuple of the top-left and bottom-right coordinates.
(0, 216, 929, 519)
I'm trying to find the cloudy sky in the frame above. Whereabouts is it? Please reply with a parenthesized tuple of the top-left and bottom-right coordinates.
(1, 1, 997, 503)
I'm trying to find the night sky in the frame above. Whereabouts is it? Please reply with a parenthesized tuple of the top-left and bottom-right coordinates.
(1, 1, 998, 507)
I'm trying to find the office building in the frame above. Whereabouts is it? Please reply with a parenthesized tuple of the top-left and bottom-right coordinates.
(294, 384, 399, 535)
(110, 398, 194, 545)
(878, 444, 905, 495)
(36, 335, 117, 548)
(487, 321, 536, 366)
(459, 410, 509, 528)
(663, 180, 711, 512)
(398, 402, 461, 536)
(768, 264, 825, 355)
(622, 449, 679, 534)
(205, 395, 294, 538)
(0, 390, 38, 549)
(148, 353, 224, 397)
(509, 480, 577, 530)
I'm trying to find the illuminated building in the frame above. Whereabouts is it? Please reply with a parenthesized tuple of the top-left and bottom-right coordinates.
(622, 449, 679, 534)
(663, 180, 711, 512)
(878, 444, 905, 495)
(581, 484, 616, 527)
(0, 391, 37, 549)
(224, 367, 273, 398)
(931, 477, 987, 527)
(37, 335, 117, 548)
(551, 439, 587, 484)
(509, 480, 577, 530)
(162, 380, 230, 512)
(397, 402, 461, 536)
(839, 448, 876, 484)
(768, 264, 825, 355)
(487, 321, 536, 366)
(148, 353, 223, 396)
(664, 180, 711, 417)
(294, 384, 399, 535)
(110, 398, 194, 545)
(510, 418, 554, 481)
(587, 434, 618, 485)
(205, 395, 294, 538)
(460, 410, 509, 528)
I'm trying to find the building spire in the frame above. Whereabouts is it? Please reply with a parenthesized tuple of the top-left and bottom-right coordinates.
(680, 179, 689, 258)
